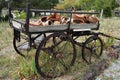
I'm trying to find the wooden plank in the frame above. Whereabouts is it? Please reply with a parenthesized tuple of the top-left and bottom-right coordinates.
(29, 24, 98, 32)
(11, 19, 98, 33)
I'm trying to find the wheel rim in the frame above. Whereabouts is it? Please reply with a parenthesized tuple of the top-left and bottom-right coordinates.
(35, 33, 76, 78)
(13, 37, 29, 57)
(82, 36, 103, 64)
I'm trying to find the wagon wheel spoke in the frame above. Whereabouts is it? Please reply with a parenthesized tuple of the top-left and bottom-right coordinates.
(82, 36, 103, 64)
(50, 39, 63, 50)
(55, 41, 68, 53)
(57, 58, 70, 71)
(39, 55, 52, 68)
(35, 33, 76, 78)
(93, 46, 102, 57)
(92, 40, 102, 58)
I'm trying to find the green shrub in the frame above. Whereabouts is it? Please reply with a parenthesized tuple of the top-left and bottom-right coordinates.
(13, 10, 26, 19)
(104, 37, 115, 48)
(103, 7, 112, 17)
(0, 15, 9, 22)
(19, 11, 26, 19)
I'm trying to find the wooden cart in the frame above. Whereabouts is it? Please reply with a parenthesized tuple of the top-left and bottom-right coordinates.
(9, 2, 103, 78)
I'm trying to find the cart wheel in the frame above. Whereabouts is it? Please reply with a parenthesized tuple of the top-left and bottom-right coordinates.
(82, 35, 103, 64)
(35, 32, 76, 78)
(13, 36, 30, 57)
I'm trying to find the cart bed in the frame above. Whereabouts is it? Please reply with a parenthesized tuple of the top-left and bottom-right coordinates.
(11, 20, 99, 33)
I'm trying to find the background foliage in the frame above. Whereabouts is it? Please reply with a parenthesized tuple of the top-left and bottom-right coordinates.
(55, 0, 119, 17)
(0, 0, 120, 21)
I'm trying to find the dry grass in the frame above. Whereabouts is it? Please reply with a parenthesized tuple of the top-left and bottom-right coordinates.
(100, 17, 120, 38)
(0, 17, 120, 79)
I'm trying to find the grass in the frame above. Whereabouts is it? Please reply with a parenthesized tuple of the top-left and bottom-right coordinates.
(0, 22, 13, 50)
(0, 22, 19, 79)
(0, 17, 120, 79)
